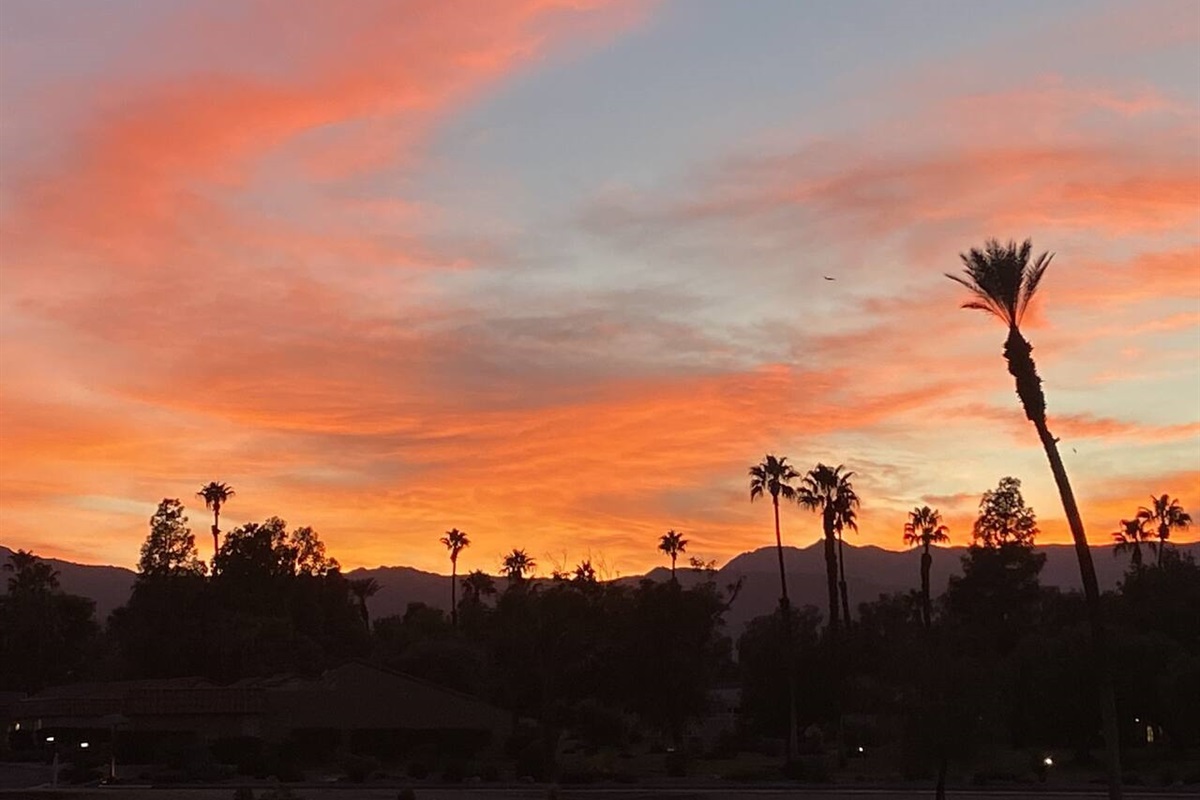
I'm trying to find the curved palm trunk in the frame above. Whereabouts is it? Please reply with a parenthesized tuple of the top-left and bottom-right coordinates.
(772, 495, 799, 762)
(836, 529, 851, 626)
(1157, 528, 1166, 567)
(920, 545, 933, 631)
(822, 506, 840, 633)
(1006, 327, 1122, 800)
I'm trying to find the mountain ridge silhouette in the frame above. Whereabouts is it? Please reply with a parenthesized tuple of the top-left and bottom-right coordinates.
(3, 541, 1196, 635)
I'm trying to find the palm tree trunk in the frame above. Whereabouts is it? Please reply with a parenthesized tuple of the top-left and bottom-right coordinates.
(773, 496, 790, 605)
(837, 529, 851, 626)
(211, 506, 220, 573)
(823, 506, 840, 633)
(920, 546, 932, 631)
(772, 495, 799, 762)
(1006, 327, 1123, 800)
(451, 559, 458, 627)
(671, 553, 677, 583)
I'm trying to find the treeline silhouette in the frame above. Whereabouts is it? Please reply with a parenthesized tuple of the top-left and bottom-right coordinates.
(2, 477, 1196, 784)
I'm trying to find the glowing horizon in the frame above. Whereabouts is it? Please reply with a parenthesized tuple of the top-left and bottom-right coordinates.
(1, 0, 1197, 576)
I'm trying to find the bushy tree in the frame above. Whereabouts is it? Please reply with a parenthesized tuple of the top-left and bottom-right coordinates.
(139, 498, 207, 577)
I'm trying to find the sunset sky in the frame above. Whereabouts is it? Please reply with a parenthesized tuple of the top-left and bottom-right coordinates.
(1, 0, 1197, 577)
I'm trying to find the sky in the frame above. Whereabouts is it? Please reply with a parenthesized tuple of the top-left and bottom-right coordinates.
(1, 0, 1198, 577)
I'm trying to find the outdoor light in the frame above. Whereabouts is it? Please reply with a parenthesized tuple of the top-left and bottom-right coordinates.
(45, 735, 55, 743)
(1043, 756, 1054, 768)
(80, 742, 89, 749)
(12, 723, 18, 732)
(857, 746, 865, 754)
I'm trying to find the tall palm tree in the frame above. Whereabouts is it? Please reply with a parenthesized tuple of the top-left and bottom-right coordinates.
(658, 530, 688, 582)
(749, 453, 800, 762)
(1112, 517, 1154, 571)
(748, 455, 799, 607)
(903, 506, 950, 630)
(501, 548, 535, 582)
(948, 238, 1122, 800)
(196, 482, 235, 563)
(798, 463, 859, 631)
(349, 577, 380, 632)
(440, 528, 470, 626)
(1137, 494, 1192, 567)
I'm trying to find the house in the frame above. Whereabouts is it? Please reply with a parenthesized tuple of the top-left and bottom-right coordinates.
(7, 662, 509, 763)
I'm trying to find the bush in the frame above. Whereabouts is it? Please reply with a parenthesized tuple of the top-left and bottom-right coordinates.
(665, 749, 689, 777)
(406, 760, 429, 780)
(440, 760, 466, 782)
(233, 789, 254, 800)
(397, 789, 417, 800)
(341, 753, 380, 783)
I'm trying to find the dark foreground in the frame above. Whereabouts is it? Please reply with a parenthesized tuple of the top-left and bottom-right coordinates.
(1, 785, 1198, 799)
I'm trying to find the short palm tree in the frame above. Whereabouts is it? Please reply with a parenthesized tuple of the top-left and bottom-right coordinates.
(461, 569, 497, 604)
(196, 481, 235, 563)
(798, 463, 859, 631)
(1137, 495, 1192, 566)
(440, 528, 470, 626)
(1111, 517, 1154, 570)
(903, 506, 950, 630)
(349, 577, 380, 632)
(501, 548, 535, 582)
(658, 530, 688, 582)
(749, 453, 800, 762)
(948, 238, 1122, 800)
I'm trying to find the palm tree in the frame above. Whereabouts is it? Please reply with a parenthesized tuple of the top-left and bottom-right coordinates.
(748, 453, 800, 762)
(798, 463, 859, 631)
(196, 481, 235, 563)
(501, 548, 535, 582)
(461, 569, 497, 604)
(1111, 517, 1154, 571)
(658, 530, 688, 582)
(349, 577, 380, 632)
(903, 506, 950, 630)
(440, 528, 470, 626)
(948, 237, 1122, 800)
(1137, 494, 1192, 566)
(748, 455, 799, 608)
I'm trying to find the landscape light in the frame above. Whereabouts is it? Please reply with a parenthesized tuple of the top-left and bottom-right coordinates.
(1043, 756, 1053, 768)
(858, 746, 865, 754)
(80, 742, 89, 749)
(45, 735, 55, 743)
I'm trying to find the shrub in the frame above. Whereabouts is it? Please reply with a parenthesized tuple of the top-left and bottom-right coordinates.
(341, 753, 380, 783)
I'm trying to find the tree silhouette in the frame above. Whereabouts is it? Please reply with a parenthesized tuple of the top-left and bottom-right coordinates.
(196, 481, 235, 566)
(798, 463, 859, 630)
(658, 530, 688, 582)
(349, 577, 380, 632)
(461, 569, 497, 604)
(948, 238, 1122, 800)
(502, 548, 536, 582)
(748, 453, 800, 762)
(1112, 517, 1154, 571)
(440, 528, 470, 626)
(903, 505, 949, 630)
(973, 476, 1038, 548)
(1137, 494, 1192, 567)
(139, 498, 206, 577)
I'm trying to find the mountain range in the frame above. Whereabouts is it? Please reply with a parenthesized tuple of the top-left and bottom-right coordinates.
(3, 540, 1195, 636)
